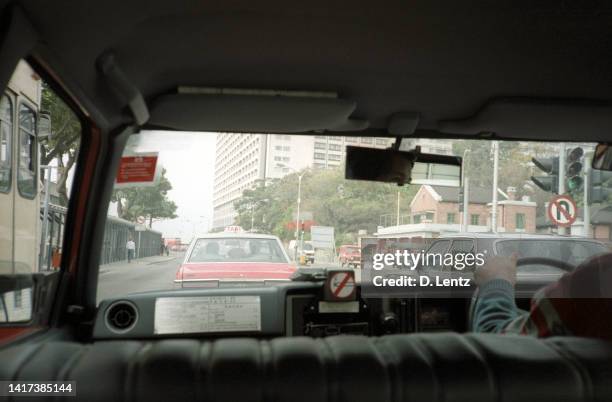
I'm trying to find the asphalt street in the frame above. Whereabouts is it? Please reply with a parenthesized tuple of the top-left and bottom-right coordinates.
(96, 251, 348, 304)
(97, 253, 183, 304)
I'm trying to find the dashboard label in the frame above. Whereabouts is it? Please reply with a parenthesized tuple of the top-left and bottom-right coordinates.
(154, 296, 261, 334)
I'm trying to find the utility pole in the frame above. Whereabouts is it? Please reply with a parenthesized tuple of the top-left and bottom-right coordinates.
(583, 153, 591, 237)
(462, 178, 469, 232)
(294, 173, 303, 261)
(461, 149, 471, 232)
(558, 143, 567, 235)
(396, 191, 401, 226)
(39, 166, 54, 271)
(491, 141, 499, 233)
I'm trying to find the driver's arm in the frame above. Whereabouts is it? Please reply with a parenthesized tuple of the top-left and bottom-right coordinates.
(472, 255, 524, 334)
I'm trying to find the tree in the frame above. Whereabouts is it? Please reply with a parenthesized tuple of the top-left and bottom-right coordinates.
(111, 168, 178, 226)
(233, 165, 417, 244)
(40, 82, 81, 206)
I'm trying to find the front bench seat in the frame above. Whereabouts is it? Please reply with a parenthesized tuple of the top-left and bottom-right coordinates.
(0, 333, 610, 402)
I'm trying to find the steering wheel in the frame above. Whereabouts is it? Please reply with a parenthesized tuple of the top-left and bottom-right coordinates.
(467, 256, 576, 331)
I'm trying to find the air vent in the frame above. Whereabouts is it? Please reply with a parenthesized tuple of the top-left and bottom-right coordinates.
(105, 301, 138, 334)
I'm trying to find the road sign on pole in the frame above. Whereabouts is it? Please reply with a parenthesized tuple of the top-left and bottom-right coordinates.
(311, 226, 335, 249)
(547, 195, 577, 227)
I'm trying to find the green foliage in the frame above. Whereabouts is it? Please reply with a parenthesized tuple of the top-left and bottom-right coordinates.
(233, 165, 417, 243)
(40, 82, 81, 206)
(111, 168, 178, 226)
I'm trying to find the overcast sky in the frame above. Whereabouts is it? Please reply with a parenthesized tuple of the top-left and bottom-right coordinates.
(108, 130, 217, 241)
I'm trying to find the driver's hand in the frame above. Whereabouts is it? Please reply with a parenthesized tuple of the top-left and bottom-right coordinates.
(474, 254, 518, 286)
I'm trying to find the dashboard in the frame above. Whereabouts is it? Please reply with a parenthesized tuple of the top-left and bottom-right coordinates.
(92, 282, 474, 339)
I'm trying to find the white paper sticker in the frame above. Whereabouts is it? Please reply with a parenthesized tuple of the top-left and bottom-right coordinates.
(154, 296, 261, 334)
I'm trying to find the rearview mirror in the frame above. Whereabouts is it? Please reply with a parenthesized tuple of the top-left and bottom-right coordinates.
(345, 145, 462, 187)
(593, 144, 612, 171)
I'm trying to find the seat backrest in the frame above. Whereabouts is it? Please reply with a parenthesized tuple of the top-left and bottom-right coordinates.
(0, 333, 610, 402)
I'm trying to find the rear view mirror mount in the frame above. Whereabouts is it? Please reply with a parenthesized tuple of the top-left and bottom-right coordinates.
(345, 145, 462, 187)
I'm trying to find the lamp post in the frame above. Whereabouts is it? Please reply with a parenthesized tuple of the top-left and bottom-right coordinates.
(276, 163, 306, 261)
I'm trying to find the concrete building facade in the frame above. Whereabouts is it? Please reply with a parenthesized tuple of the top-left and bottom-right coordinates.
(212, 134, 393, 229)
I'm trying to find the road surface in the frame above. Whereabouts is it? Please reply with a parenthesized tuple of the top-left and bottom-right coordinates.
(96, 252, 348, 304)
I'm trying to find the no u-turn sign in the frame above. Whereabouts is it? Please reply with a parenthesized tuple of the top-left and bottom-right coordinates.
(547, 195, 577, 227)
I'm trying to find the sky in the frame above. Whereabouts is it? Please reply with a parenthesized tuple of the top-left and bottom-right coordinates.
(108, 130, 217, 242)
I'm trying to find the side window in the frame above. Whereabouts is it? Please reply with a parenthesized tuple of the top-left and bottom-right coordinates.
(17, 103, 36, 199)
(0, 60, 81, 324)
(449, 239, 474, 254)
(0, 95, 11, 193)
(423, 240, 450, 271)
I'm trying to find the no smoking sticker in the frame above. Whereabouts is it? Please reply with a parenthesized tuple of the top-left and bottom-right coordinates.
(547, 195, 577, 227)
(326, 271, 356, 301)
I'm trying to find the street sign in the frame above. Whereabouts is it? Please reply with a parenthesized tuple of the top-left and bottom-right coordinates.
(115, 152, 159, 188)
(311, 225, 334, 249)
(547, 195, 577, 227)
(135, 224, 147, 231)
(136, 216, 146, 224)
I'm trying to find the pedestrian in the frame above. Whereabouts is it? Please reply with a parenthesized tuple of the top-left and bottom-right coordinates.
(160, 240, 165, 256)
(126, 237, 136, 263)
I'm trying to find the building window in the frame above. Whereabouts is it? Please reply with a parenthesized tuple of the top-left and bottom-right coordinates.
(329, 144, 341, 151)
(425, 212, 434, 221)
(413, 215, 421, 224)
(315, 136, 327, 140)
(314, 152, 325, 160)
(18, 103, 36, 199)
(361, 137, 373, 144)
(329, 136, 341, 141)
(516, 213, 526, 230)
(470, 214, 480, 225)
(328, 154, 341, 161)
(375, 138, 388, 146)
(0, 95, 12, 193)
(446, 213, 456, 224)
(345, 137, 357, 143)
(314, 142, 326, 150)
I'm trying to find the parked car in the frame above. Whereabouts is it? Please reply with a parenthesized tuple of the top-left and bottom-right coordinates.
(338, 244, 361, 268)
(175, 233, 295, 288)
(288, 240, 315, 264)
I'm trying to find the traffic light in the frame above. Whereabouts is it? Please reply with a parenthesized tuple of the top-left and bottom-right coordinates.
(565, 147, 584, 194)
(531, 157, 559, 193)
(589, 170, 612, 204)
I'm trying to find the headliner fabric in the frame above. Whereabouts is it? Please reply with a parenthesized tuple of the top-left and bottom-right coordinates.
(2, 1, 612, 139)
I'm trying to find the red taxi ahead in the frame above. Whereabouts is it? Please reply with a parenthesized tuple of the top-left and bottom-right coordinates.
(174, 233, 295, 288)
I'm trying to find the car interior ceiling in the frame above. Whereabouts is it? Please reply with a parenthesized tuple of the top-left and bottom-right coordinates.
(0, 1, 611, 401)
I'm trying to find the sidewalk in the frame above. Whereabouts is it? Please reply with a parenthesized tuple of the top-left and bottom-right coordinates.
(99, 253, 179, 274)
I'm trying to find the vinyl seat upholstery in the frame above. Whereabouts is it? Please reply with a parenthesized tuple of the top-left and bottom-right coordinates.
(0, 333, 610, 402)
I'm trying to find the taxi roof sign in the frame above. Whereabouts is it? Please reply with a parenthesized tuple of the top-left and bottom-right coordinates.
(224, 225, 245, 233)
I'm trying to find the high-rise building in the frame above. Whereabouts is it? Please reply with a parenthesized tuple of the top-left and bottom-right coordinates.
(212, 134, 394, 229)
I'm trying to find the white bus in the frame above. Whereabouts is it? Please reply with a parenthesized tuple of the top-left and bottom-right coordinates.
(0, 61, 43, 275)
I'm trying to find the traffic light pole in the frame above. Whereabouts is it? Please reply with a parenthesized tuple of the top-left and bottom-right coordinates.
(583, 154, 591, 237)
(558, 143, 567, 234)
(491, 141, 499, 233)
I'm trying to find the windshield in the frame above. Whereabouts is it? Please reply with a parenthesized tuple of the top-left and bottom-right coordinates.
(188, 237, 288, 263)
(96, 133, 612, 303)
